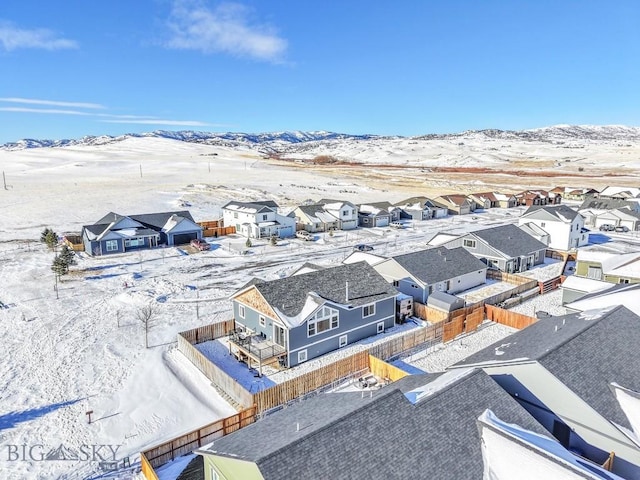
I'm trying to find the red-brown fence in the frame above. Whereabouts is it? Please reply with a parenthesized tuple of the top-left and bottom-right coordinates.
(179, 320, 235, 344)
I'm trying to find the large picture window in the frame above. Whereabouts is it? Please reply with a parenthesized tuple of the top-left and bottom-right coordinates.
(105, 240, 118, 252)
(307, 306, 339, 337)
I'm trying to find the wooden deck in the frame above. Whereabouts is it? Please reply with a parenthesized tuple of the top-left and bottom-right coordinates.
(228, 331, 287, 375)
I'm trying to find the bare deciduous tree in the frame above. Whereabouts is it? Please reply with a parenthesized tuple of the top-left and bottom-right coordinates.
(136, 303, 158, 348)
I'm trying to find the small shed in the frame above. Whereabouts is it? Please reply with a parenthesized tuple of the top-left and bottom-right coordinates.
(427, 291, 465, 312)
(396, 293, 414, 322)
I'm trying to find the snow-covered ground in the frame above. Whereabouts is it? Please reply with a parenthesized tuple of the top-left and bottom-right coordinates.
(405, 322, 517, 373)
(0, 136, 636, 479)
(507, 289, 567, 317)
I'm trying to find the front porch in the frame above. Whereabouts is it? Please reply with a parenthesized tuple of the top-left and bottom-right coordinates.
(228, 329, 287, 376)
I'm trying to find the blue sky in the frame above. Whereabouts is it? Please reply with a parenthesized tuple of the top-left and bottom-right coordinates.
(0, 0, 639, 143)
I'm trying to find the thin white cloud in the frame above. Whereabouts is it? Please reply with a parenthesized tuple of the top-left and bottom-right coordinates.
(165, 0, 287, 62)
(0, 107, 89, 115)
(102, 119, 214, 127)
(0, 97, 105, 109)
(0, 98, 216, 127)
(0, 22, 78, 51)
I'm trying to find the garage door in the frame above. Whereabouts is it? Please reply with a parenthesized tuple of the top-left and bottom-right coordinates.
(173, 232, 198, 245)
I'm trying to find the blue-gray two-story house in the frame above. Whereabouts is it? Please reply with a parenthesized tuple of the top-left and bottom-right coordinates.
(229, 261, 399, 368)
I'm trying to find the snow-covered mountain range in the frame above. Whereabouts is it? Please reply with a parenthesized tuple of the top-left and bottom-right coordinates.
(3, 124, 640, 153)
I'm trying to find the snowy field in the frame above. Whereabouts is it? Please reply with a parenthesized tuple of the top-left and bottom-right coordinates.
(0, 136, 636, 479)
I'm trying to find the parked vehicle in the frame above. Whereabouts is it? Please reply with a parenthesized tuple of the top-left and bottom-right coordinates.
(599, 224, 615, 232)
(190, 238, 210, 251)
(296, 230, 313, 241)
(389, 222, 404, 229)
(353, 244, 374, 252)
(615, 225, 630, 233)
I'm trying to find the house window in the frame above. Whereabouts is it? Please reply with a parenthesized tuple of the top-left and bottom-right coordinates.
(587, 266, 602, 280)
(342, 210, 348, 216)
(363, 303, 376, 318)
(259, 315, 266, 327)
(376, 322, 385, 334)
(339, 335, 348, 348)
(307, 306, 339, 337)
(392, 280, 399, 287)
(210, 466, 219, 480)
(463, 239, 476, 248)
(411, 284, 419, 289)
(298, 350, 308, 363)
(541, 222, 546, 228)
(619, 278, 630, 284)
(239, 305, 245, 319)
(262, 214, 268, 221)
(234, 212, 238, 219)
(105, 240, 118, 252)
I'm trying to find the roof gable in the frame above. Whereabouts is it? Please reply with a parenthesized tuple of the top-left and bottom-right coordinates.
(391, 246, 487, 285)
(469, 224, 548, 258)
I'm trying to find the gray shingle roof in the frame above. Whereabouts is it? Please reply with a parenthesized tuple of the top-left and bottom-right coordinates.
(391, 246, 487, 285)
(200, 369, 548, 480)
(249, 261, 398, 317)
(470, 224, 548, 258)
(580, 196, 639, 211)
(454, 306, 640, 431)
(522, 204, 580, 221)
(130, 211, 196, 229)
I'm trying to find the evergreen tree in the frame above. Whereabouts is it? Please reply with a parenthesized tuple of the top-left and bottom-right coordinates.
(40, 228, 58, 250)
(270, 235, 278, 246)
(59, 244, 76, 266)
(245, 238, 252, 248)
(51, 255, 69, 278)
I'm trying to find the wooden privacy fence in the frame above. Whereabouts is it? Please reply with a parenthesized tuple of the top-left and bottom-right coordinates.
(199, 220, 236, 238)
(485, 304, 537, 330)
(141, 406, 257, 470)
(482, 279, 540, 306)
(177, 333, 255, 408)
(369, 355, 408, 382)
(140, 452, 159, 480)
(254, 351, 370, 413)
(441, 303, 485, 343)
(180, 320, 235, 344)
(366, 322, 443, 360)
(486, 269, 537, 285)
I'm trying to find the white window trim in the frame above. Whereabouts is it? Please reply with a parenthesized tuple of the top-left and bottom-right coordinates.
(376, 321, 385, 334)
(307, 306, 339, 338)
(339, 334, 348, 348)
(362, 303, 376, 318)
(463, 239, 476, 248)
(259, 315, 266, 327)
(238, 304, 245, 319)
(298, 350, 308, 363)
(105, 240, 118, 252)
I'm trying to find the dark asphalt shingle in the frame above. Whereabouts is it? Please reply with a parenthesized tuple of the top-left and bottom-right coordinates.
(470, 224, 548, 258)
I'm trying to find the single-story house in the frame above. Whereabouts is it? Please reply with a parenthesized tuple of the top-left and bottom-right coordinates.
(357, 204, 391, 228)
(468, 192, 505, 210)
(432, 195, 473, 215)
(229, 261, 398, 368)
(82, 210, 203, 256)
(452, 306, 640, 479)
(356, 246, 488, 304)
(433, 224, 547, 273)
(493, 192, 518, 208)
(363, 201, 402, 222)
(574, 248, 640, 284)
(394, 197, 448, 220)
(593, 208, 640, 231)
(292, 203, 341, 233)
(580, 194, 640, 213)
(197, 368, 570, 480)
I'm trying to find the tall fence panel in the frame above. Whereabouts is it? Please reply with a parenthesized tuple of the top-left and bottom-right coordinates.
(485, 304, 537, 330)
(253, 351, 369, 414)
(369, 355, 408, 382)
(180, 320, 235, 344)
(141, 406, 257, 470)
(177, 334, 255, 408)
(366, 322, 443, 360)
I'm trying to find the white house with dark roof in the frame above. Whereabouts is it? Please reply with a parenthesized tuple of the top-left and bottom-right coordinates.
(222, 200, 295, 239)
(229, 262, 398, 368)
(452, 306, 640, 479)
(593, 208, 640, 231)
(344, 246, 487, 304)
(81, 210, 203, 256)
(431, 224, 547, 273)
(519, 205, 588, 250)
